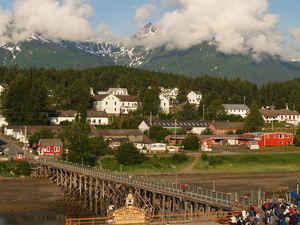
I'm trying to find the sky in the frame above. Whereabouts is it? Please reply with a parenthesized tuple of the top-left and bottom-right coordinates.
(0, 0, 299, 60)
(0, 0, 299, 36)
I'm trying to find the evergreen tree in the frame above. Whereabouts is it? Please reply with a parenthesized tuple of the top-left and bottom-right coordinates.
(149, 124, 169, 142)
(2, 72, 49, 125)
(245, 102, 264, 132)
(139, 88, 160, 115)
(179, 102, 198, 120)
(206, 99, 226, 120)
(182, 134, 199, 150)
(115, 143, 147, 165)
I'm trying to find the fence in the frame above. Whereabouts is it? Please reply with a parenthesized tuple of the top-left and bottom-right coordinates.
(65, 211, 240, 225)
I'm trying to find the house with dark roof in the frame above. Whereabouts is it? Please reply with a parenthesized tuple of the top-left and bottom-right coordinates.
(93, 94, 139, 115)
(223, 104, 250, 118)
(209, 121, 245, 135)
(260, 109, 300, 125)
(138, 120, 210, 135)
(91, 129, 143, 143)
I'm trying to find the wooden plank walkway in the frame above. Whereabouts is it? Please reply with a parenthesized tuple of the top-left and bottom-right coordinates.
(36, 158, 249, 211)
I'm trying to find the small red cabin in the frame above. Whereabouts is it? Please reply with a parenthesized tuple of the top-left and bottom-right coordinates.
(243, 132, 293, 147)
(15, 152, 25, 161)
(38, 138, 63, 156)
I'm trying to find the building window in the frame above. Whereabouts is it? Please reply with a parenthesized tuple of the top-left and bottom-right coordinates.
(54, 147, 60, 153)
(115, 108, 117, 112)
(115, 101, 117, 105)
(279, 135, 283, 139)
(279, 141, 283, 145)
(47, 146, 50, 152)
(106, 101, 108, 105)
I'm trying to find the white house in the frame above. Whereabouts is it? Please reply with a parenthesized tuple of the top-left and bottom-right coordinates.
(148, 143, 167, 153)
(261, 109, 300, 125)
(160, 87, 179, 100)
(187, 91, 202, 105)
(0, 110, 8, 127)
(93, 94, 139, 115)
(86, 111, 109, 126)
(0, 84, 7, 96)
(48, 110, 77, 125)
(223, 104, 250, 118)
(159, 94, 170, 114)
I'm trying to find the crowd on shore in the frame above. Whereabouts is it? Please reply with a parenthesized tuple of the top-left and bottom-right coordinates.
(229, 200, 300, 225)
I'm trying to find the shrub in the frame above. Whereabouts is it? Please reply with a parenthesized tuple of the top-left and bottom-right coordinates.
(201, 153, 208, 161)
(171, 153, 189, 164)
(115, 143, 147, 166)
(182, 134, 199, 150)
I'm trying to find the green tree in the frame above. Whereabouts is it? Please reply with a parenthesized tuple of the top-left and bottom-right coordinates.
(177, 89, 187, 104)
(62, 120, 91, 165)
(139, 88, 160, 115)
(245, 102, 264, 132)
(115, 143, 147, 165)
(206, 99, 226, 120)
(149, 124, 169, 142)
(89, 136, 111, 157)
(178, 102, 198, 120)
(202, 128, 213, 135)
(182, 134, 199, 150)
(2, 73, 49, 125)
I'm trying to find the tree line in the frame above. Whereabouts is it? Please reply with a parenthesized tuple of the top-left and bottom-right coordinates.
(1, 66, 300, 125)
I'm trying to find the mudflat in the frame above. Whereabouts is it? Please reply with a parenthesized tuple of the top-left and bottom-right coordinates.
(0, 177, 66, 217)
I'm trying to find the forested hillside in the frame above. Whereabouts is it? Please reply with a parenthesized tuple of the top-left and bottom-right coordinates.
(0, 66, 300, 113)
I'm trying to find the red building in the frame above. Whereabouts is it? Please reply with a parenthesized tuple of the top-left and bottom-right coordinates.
(243, 132, 293, 147)
(38, 139, 63, 156)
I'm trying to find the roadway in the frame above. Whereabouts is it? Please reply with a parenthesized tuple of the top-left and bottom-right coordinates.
(0, 134, 23, 157)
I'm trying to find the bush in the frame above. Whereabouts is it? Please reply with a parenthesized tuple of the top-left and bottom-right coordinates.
(115, 143, 148, 166)
(182, 134, 199, 150)
(201, 153, 208, 161)
(171, 153, 189, 164)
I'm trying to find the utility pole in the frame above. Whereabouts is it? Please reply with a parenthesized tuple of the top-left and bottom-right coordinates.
(203, 104, 205, 120)
(174, 119, 177, 145)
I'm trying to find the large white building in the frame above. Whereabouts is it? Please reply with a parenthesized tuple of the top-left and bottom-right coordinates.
(0, 84, 7, 96)
(48, 110, 109, 125)
(261, 109, 300, 125)
(187, 91, 202, 105)
(93, 94, 139, 115)
(159, 94, 170, 114)
(223, 104, 250, 118)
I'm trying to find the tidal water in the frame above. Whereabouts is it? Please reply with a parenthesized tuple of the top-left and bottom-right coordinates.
(0, 217, 64, 225)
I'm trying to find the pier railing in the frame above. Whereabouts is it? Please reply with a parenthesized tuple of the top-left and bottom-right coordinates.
(32, 156, 259, 210)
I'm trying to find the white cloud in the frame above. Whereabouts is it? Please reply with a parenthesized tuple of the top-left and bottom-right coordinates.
(135, 0, 289, 59)
(135, 3, 157, 25)
(0, 0, 98, 42)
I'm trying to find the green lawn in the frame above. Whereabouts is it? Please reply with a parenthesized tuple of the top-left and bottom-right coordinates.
(100, 154, 194, 174)
(194, 153, 300, 173)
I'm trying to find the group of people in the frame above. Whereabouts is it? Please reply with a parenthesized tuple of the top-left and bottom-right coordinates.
(229, 200, 300, 225)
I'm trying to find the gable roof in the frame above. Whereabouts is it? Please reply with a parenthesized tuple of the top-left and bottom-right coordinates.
(144, 120, 210, 129)
(92, 129, 143, 137)
(212, 121, 245, 130)
(39, 138, 63, 146)
(6, 126, 62, 135)
(48, 110, 77, 118)
(260, 109, 300, 117)
(87, 111, 108, 118)
(93, 94, 109, 101)
(223, 104, 249, 111)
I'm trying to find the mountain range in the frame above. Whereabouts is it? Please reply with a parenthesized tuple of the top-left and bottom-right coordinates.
(1, 23, 300, 84)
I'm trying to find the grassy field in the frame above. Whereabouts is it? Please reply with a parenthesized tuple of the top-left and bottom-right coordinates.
(194, 153, 300, 173)
(100, 154, 195, 174)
